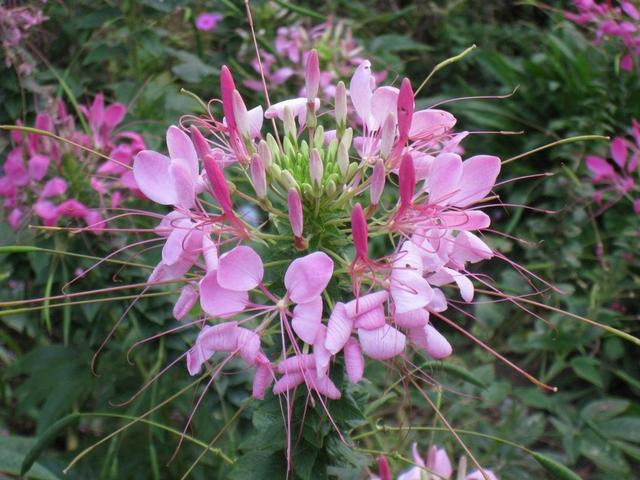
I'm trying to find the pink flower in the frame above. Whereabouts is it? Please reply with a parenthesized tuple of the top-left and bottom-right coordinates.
(195, 12, 223, 32)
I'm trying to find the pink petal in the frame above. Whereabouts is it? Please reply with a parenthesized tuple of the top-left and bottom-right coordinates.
(202, 233, 219, 272)
(409, 323, 452, 359)
(610, 137, 628, 169)
(426, 153, 463, 206)
(292, 296, 323, 344)
(167, 125, 199, 178)
(237, 327, 261, 365)
(349, 60, 374, 129)
(284, 252, 334, 304)
(273, 372, 305, 394)
(370, 86, 399, 131)
(308, 374, 341, 399)
(133, 150, 176, 205)
(169, 161, 196, 209)
(198, 321, 239, 352)
(200, 272, 248, 317)
(217, 245, 264, 291)
(28, 154, 49, 181)
(8, 208, 22, 230)
(466, 470, 498, 480)
(344, 291, 388, 318)
(394, 308, 429, 328)
(278, 354, 316, 374)
(411, 443, 426, 468)
(252, 362, 274, 399)
(325, 302, 354, 354)
(358, 324, 406, 360)
(57, 199, 89, 217)
(147, 259, 192, 284)
(313, 325, 331, 378)
(409, 109, 457, 140)
(391, 270, 433, 314)
(586, 155, 615, 179)
(427, 446, 453, 479)
(439, 210, 491, 230)
(247, 105, 264, 138)
(173, 284, 199, 320)
(162, 222, 199, 266)
(429, 267, 474, 302)
(104, 103, 126, 129)
(451, 231, 493, 265)
(450, 155, 501, 207)
(354, 305, 386, 330)
(344, 338, 364, 383)
(41, 177, 67, 197)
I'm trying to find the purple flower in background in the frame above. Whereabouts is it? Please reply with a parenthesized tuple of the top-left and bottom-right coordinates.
(195, 12, 223, 32)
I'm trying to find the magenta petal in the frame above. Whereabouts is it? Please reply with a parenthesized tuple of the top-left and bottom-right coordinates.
(358, 325, 406, 360)
(217, 245, 264, 291)
(344, 338, 364, 383)
(277, 354, 316, 374)
(273, 372, 305, 394)
(173, 284, 199, 320)
(133, 150, 176, 205)
(354, 305, 386, 330)
(325, 302, 354, 354)
(252, 362, 274, 399)
(394, 308, 429, 328)
(237, 327, 261, 365)
(450, 154, 501, 207)
(28, 154, 50, 181)
(284, 252, 334, 304)
(200, 272, 248, 317)
(41, 177, 67, 198)
(104, 103, 126, 129)
(344, 291, 388, 317)
(611, 137, 628, 169)
(167, 125, 199, 178)
(292, 296, 323, 344)
(586, 155, 615, 179)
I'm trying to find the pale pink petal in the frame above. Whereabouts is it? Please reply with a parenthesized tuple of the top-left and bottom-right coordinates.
(354, 306, 386, 330)
(344, 338, 364, 383)
(200, 272, 248, 317)
(273, 372, 305, 394)
(349, 60, 373, 128)
(166, 125, 198, 178)
(370, 86, 399, 131)
(325, 302, 354, 354)
(427, 446, 453, 478)
(308, 374, 341, 399)
(252, 362, 274, 399)
(358, 324, 406, 360)
(409, 109, 456, 140)
(394, 308, 429, 328)
(450, 155, 501, 207)
(133, 150, 176, 205)
(173, 284, 199, 320)
(284, 252, 334, 304)
(277, 354, 316, 374)
(217, 245, 264, 291)
(451, 231, 493, 265)
(162, 223, 197, 266)
(292, 296, 323, 344)
(391, 270, 433, 314)
(237, 327, 261, 365)
(247, 105, 264, 138)
(428, 288, 448, 313)
(202, 233, 219, 272)
(169, 161, 196, 209)
(313, 325, 331, 378)
(344, 291, 388, 317)
(409, 323, 452, 359)
(147, 259, 192, 284)
(440, 210, 490, 230)
(466, 470, 498, 480)
(199, 321, 239, 352)
(426, 153, 463, 206)
(411, 443, 426, 468)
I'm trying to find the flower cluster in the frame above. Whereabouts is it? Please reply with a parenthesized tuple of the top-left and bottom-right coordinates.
(565, 0, 640, 71)
(0, 95, 146, 231)
(244, 19, 385, 100)
(373, 443, 498, 480)
(0, 3, 47, 75)
(130, 50, 501, 404)
(584, 118, 639, 214)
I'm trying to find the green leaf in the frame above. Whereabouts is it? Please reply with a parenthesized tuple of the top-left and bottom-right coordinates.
(570, 356, 604, 388)
(531, 452, 581, 480)
(0, 436, 62, 480)
(21, 414, 81, 476)
(598, 417, 640, 443)
(581, 399, 629, 422)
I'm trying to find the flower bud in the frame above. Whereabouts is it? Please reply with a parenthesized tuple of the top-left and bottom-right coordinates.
(370, 158, 385, 206)
(341, 127, 353, 150)
(380, 114, 395, 159)
(287, 188, 304, 238)
(399, 153, 415, 211)
(190, 126, 211, 159)
(257, 139, 272, 167)
(281, 170, 298, 190)
(220, 66, 237, 131)
(250, 154, 267, 199)
(283, 106, 296, 138)
(232, 90, 250, 138)
(335, 81, 347, 127)
(397, 78, 414, 140)
(337, 142, 349, 176)
(310, 149, 323, 187)
(204, 152, 233, 215)
(305, 49, 320, 103)
(351, 203, 368, 259)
